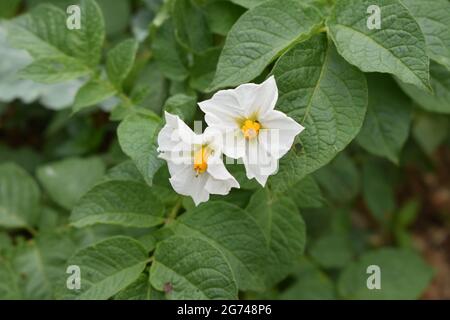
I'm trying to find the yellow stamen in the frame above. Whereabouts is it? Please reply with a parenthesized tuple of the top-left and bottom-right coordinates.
(193, 146, 209, 175)
(241, 119, 261, 139)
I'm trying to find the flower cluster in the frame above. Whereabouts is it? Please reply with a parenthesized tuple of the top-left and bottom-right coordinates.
(157, 76, 305, 205)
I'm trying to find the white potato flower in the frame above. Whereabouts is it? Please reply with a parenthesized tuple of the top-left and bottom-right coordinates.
(198, 76, 304, 186)
(157, 112, 239, 206)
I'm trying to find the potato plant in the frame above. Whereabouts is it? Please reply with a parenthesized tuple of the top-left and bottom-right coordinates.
(0, 0, 449, 300)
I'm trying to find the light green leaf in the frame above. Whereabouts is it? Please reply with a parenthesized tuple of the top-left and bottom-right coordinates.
(398, 62, 450, 114)
(67, 0, 105, 68)
(401, 0, 450, 70)
(117, 113, 163, 186)
(163, 94, 197, 123)
(327, 0, 431, 91)
(37, 157, 105, 210)
(269, 34, 367, 191)
(18, 56, 90, 84)
(62, 236, 148, 300)
(210, 0, 323, 90)
(0, 23, 82, 110)
(106, 38, 139, 89)
(0, 163, 40, 229)
(338, 248, 433, 299)
(357, 74, 412, 164)
(246, 190, 306, 286)
(150, 236, 238, 299)
(70, 181, 165, 228)
(73, 79, 117, 113)
(172, 201, 269, 291)
(6, 4, 70, 59)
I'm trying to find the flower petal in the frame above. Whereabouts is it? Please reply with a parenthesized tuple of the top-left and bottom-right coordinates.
(169, 164, 210, 205)
(245, 75, 278, 119)
(259, 110, 304, 158)
(221, 130, 247, 160)
(243, 138, 278, 187)
(198, 90, 244, 130)
(158, 112, 198, 152)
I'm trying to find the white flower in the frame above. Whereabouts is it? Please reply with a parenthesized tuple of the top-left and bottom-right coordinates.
(198, 76, 304, 186)
(157, 112, 239, 206)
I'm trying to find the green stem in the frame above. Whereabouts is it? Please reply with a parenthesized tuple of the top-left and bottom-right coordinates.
(317, 26, 328, 33)
(166, 198, 183, 224)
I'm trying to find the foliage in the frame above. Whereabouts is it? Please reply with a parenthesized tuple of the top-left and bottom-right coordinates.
(1, 0, 449, 300)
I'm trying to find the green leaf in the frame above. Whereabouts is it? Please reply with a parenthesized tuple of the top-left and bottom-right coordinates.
(0, 163, 40, 229)
(314, 152, 360, 204)
(171, 201, 269, 291)
(0, 23, 80, 110)
(401, 0, 450, 70)
(0, 0, 20, 18)
(398, 62, 450, 114)
(106, 38, 139, 89)
(246, 190, 306, 286)
(279, 258, 336, 300)
(152, 19, 189, 81)
(210, 0, 323, 90)
(114, 273, 164, 300)
(163, 94, 197, 123)
(309, 232, 353, 269)
(362, 160, 396, 223)
(412, 112, 449, 155)
(338, 248, 433, 299)
(357, 74, 412, 164)
(70, 181, 165, 228)
(230, 0, 267, 9)
(62, 236, 148, 300)
(6, 4, 71, 59)
(102, 160, 144, 183)
(171, 0, 213, 53)
(189, 47, 221, 92)
(14, 232, 76, 299)
(37, 157, 106, 210)
(73, 79, 116, 113)
(0, 256, 22, 299)
(287, 176, 325, 209)
(131, 61, 168, 114)
(327, 0, 431, 91)
(269, 34, 367, 192)
(117, 113, 163, 186)
(96, 0, 131, 36)
(68, 0, 105, 68)
(204, 1, 244, 36)
(150, 236, 238, 299)
(18, 56, 90, 84)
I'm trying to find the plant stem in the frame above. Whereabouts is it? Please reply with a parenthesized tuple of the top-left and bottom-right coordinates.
(166, 198, 183, 224)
